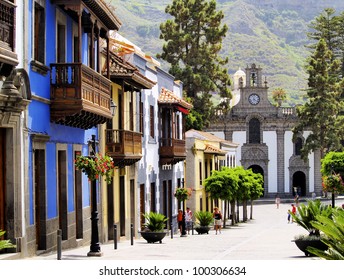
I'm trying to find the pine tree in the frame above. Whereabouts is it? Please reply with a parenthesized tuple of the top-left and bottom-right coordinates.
(158, 0, 231, 129)
(293, 38, 344, 159)
(337, 11, 344, 79)
(307, 8, 344, 79)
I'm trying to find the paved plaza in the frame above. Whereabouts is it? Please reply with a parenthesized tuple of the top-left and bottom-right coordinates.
(25, 198, 343, 261)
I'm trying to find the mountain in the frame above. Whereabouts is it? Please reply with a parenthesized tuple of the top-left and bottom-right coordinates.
(107, 0, 344, 105)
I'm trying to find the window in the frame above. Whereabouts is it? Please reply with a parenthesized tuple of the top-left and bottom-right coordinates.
(249, 118, 260, 144)
(57, 23, 66, 63)
(140, 100, 144, 134)
(295, 137, 303, 156)
(199, 161, 202, 186)
(34, 1, 45, 64)
(150, 105, 154, 138)
(150, 182, 156, 212)
(176, 114, 181, 139)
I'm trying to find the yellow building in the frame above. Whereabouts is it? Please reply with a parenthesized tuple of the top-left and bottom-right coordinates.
(185, 130, 239, 214)
(100, 49, 155, 242)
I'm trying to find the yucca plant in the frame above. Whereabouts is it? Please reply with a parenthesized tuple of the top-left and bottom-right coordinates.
(194, 211, 213, 227)
(0, 230, 16, 251)
(142, 212, 168, 232)
(307, 209, 344, 260)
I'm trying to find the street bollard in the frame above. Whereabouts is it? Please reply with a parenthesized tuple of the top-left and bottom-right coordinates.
(114, 225, 117, 250)
(170, 223, 173, 239)
(131, 224, 134, 246)
(57, 229, 62, 260)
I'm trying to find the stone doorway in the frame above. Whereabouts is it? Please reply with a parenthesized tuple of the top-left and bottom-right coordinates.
(292, 171, 306, 196)
(248, 164, 265, 195)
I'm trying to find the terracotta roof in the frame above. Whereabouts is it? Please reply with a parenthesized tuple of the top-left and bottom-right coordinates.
(158, 87, 193, 110)
(186, 129, 239, 147)
(106, 52, 156, 89)
(204, 144, 227, 155)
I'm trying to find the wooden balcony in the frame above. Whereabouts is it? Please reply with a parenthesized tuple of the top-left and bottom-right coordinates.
(0, 0, 18, 76)
(159, 138, 186, 165)
(105, 129, 142, 167)
(50, 63, 112, 129)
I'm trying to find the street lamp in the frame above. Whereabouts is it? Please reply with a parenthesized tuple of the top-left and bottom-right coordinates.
(87, 134, 102, 257)
(110, 100, 117, 117)
(181, 179, 187, 237)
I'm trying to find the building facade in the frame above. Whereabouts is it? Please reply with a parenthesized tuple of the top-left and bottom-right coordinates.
(101, 34, 192, 241)
(1, 0, 122, 258)
(185, 129, 238, 213)
(208, 64, 322, 198)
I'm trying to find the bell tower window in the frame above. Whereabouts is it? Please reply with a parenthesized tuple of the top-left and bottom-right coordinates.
(249, 118, 260, 144)
(295, 137, 303, 156)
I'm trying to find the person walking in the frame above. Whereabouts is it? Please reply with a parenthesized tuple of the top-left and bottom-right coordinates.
(290, 204, 296, 223)
(177, 209, 183, 236)
(275, 194, 281, 209)
(213, 207, 222, 234)
(185, 207, 193, 235)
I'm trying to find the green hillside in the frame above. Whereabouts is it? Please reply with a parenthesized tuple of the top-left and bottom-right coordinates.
(108, 0, 344, 106)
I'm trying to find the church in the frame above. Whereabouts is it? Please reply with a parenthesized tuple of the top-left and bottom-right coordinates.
(208, 64, 322, 198)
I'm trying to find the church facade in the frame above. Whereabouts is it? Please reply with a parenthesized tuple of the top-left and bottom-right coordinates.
(208, 64, 322, 198)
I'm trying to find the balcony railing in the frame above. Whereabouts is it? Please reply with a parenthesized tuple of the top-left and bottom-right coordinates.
(105, 129, 142, 167)
(0, 0, 18, 76)
(50, 63, 112, 129)
(159, 138, 186, 165)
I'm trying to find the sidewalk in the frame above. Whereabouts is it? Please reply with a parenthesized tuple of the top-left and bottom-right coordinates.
(25, 199, 338, 261)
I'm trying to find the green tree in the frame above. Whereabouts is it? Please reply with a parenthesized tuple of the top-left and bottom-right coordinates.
(248, 171, 264, 220)
(292, 38, 344, 159)
(158, 0, 231, 130)
(307, 8, 344, 81)
(204, 167, 239, 226)
(337, 11, 344, 79)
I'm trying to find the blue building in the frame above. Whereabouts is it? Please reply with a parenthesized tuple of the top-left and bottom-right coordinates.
(0, 0, 122, 258)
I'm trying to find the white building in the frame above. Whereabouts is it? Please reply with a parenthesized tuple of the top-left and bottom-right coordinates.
(208, 64, 322, 198)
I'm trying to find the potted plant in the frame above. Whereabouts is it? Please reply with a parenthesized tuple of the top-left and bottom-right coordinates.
(307, 208, 344, 259)
(0, 230, 16, 252)
(174, 188, 190, 201)
(140, 212, 168, 243)
(194, 211, 213, 234)
(75, 153, 115, 184)
(290, 199, 332, 256)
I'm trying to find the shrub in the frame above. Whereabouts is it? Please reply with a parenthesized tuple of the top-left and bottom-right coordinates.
(308, 208, 344, 260)
(0, 230, 16, 251)
(142, 212, 168, 232)
(290, 199, 332, 236)
(194, 211, 213, 227)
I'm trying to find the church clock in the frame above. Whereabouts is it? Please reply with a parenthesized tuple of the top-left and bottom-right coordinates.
(248, 93, 260, 105)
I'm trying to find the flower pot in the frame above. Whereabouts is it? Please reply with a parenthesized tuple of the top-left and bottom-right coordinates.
(140, 231, 167, 244)
(195, 226, 210, 235)
(293, 238, 328, 257)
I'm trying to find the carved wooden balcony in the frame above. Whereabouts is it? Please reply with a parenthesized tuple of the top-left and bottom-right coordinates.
(50, 63, 112, 129)
(0, 0, 18, 76)
(159, 138, 186, 165)
(105, 129, 142, 167)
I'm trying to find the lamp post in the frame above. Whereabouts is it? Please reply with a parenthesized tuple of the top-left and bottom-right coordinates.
(181, 179, 187, 237)
(87, 134, 102, 257)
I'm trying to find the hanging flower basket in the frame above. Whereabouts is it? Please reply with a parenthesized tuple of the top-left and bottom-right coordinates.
(174, 187, 191, 201)
(75, 153, 115, 184)
(322, 173, 344, 194)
